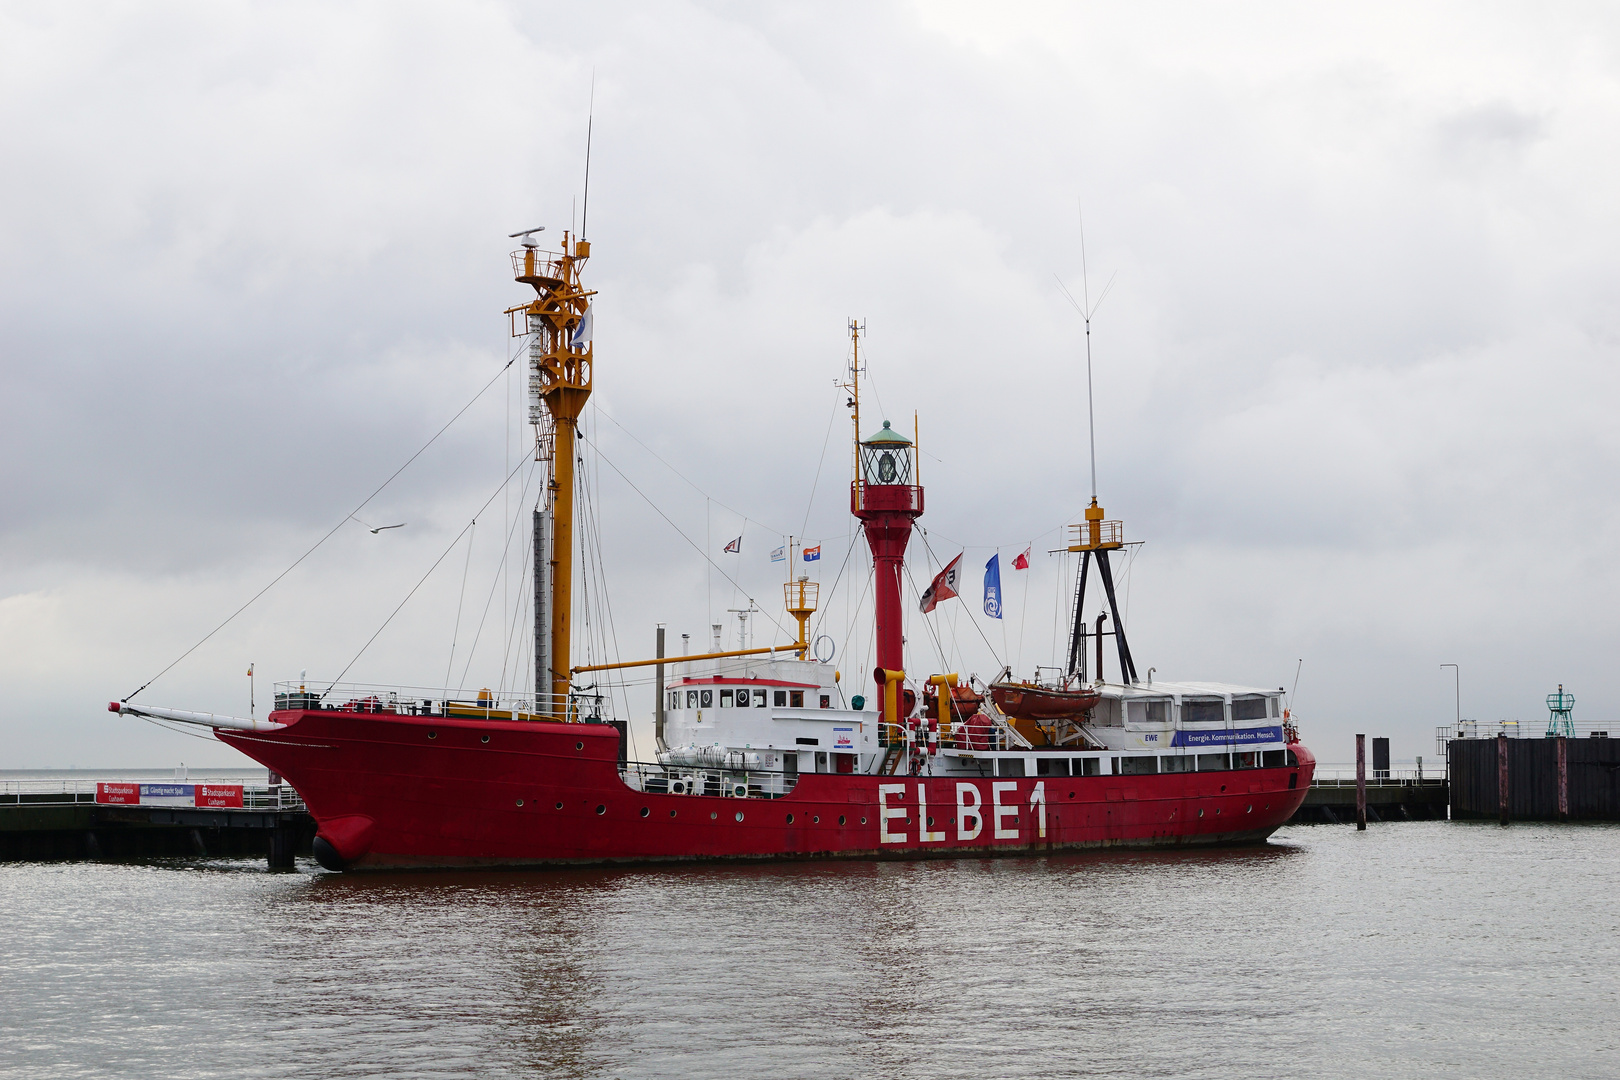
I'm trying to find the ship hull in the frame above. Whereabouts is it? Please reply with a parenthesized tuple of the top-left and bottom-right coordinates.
(220, 710, 1315, 871)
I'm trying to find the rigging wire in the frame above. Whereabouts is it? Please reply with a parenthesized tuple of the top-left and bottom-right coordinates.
(579, 433, 791, 640)
(915, 528, 1005, 673)
(458, 458, 542, 688)
(589, 404, 794, 537)
(444, 519, 478, 688)
(123, 355, 520, 702)
(327, 452, 533, 692)
(800, 391, 842, 538)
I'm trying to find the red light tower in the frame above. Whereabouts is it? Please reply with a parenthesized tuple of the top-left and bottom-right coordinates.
(843, 321, 923, 732)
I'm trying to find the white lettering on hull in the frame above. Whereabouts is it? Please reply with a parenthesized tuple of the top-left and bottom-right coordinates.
(878, 783, 907, 843)
(917, 784, 945, 842)
(878, 781, 1038, 845)
(992, 781, 1019, 839)
(956, 782, 983, 840)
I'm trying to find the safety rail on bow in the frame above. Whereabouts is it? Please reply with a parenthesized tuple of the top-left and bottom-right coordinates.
(270, 682, 606, 723)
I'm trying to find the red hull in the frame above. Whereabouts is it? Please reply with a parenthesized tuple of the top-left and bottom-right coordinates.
(220, 710, 1315, 870)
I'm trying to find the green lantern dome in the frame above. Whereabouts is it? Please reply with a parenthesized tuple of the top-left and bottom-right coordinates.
(862, 420, 913, 447)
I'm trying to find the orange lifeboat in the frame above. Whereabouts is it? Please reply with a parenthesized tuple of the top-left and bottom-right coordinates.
(988, 680, 1101, 721)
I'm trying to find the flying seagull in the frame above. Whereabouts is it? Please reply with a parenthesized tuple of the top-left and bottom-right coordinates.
(351, 516, 406, 534)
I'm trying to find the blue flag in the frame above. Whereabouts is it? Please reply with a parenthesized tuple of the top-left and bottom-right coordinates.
(984, 554, 1002, 619)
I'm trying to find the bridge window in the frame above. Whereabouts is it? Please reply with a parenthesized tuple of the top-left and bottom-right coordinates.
(686, 690, 698, 709)
(1231, 696, 1268, 722)
(754, 689, 767, 707)
(720, 689, 734, 707)
(700, 690, 713, 708)
(1183, 698, 1225, 723)
(790, 691, 805, 708)
(820, 694, 831, 709)
(774, 690, 787, 707)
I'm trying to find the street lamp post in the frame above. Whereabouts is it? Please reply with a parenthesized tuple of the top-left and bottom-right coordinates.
(1441, 663, 1460, 732)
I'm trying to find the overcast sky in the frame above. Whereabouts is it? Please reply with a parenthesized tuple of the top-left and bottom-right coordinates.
(4, 2, 1618, 770)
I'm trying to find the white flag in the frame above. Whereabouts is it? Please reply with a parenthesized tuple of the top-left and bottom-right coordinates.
(570, 305, 593, 348)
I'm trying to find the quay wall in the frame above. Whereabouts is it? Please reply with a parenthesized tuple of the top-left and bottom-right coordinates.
(1449, 737, 1620, 820)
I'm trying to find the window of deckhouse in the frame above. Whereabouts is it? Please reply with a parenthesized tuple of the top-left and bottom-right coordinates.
(686, 690, 698, 709)
(720, 690, 734, 708)
(700, 690, 713, 708)
(1126, 699, 1171, 724)
(754, 689, 767, 707)
(1231, 697, 1268, 722)
(1182, 698, 1225, 723)
(790, 691, 805, 708)
(774, 690, 787, 707)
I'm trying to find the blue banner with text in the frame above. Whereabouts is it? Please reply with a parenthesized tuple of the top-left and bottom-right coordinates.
(1170, 726, 1284, 748)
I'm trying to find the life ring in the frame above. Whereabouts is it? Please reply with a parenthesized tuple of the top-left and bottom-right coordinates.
(813, 634, 836, 663)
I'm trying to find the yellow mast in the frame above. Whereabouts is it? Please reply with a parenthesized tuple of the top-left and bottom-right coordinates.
(842, 319, 863, 504)
(510, 231, 595, 718)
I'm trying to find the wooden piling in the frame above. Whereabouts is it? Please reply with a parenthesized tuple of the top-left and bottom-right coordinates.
(1497, 733, 1509, 825)
(1355, 733, 1367, 830)
(1557, 736, 1569, 821)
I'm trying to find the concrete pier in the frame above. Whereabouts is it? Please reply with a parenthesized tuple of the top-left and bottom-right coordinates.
(1, 793, 314, 867)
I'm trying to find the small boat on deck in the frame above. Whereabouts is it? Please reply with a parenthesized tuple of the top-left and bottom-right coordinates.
(989, 680, 1101, 721)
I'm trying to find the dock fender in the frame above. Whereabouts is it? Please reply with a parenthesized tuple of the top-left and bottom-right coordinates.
(313, 814, 375, 871)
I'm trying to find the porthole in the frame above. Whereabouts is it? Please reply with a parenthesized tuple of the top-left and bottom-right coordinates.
(860, 816, 867, 825)
(710, 812, 718, 820)
(640, 807, 650, 818)
(734, 811, 744, 822)
(926, 816, 935, 827)
(1198, 809, 1204, 818)
(576, 741, 585, 750)
(427, 731, 437, 740)
(668, 809, 677, 818)
(786, 814, 795, 824)
(1215, 809, 1222, 815)
(813, 815, 821, 824)
(516, 799, 524, 807)
(1068, 791, 1075, 799)
(595, 804, 606, 815)
(1246, 805, 1253, 814)
(481, 734, 490, 744)
(554, 801, 563, 810)
(1220, 784, 1227, 792)
(838, 815, 846, 826)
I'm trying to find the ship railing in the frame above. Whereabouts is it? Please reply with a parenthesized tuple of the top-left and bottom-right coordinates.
(0, 779, 307, 811)
(269, 682, 596, 723)
(619, 760, 801, 799)
(882, 720, 1011, 753)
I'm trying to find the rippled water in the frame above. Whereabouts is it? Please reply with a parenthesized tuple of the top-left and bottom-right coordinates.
(2, 822, 1615, 1079)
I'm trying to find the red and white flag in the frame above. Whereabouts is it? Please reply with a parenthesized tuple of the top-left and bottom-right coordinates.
(919, 553, 963, 613)
(1011, 545, 1031, 570)
(723, 535, 741, 554)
